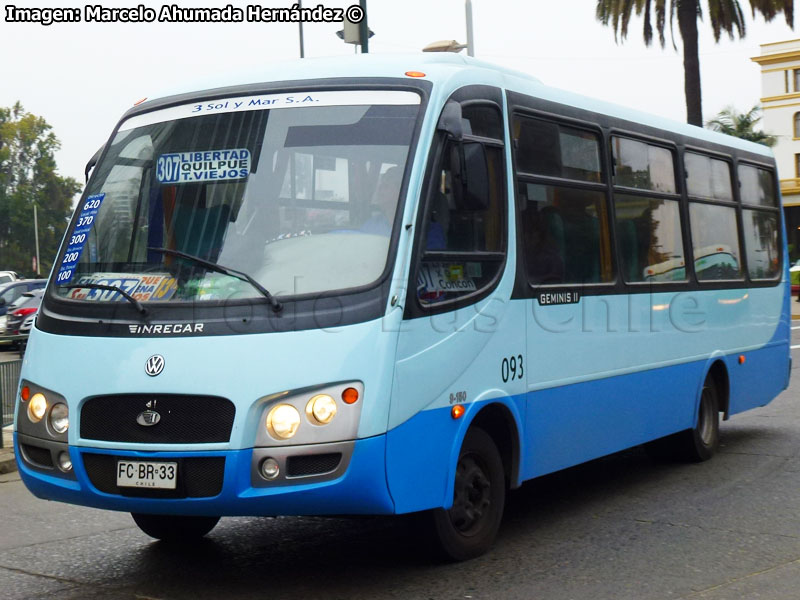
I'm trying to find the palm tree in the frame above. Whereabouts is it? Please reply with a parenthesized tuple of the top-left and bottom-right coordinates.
(706, 104, 777, 145)
(596, 1, 793, 127)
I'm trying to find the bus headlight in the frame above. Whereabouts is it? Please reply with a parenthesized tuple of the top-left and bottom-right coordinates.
(306, 394, 337, 425)
(266, 404, 301, 440)
(27, 393, 47, 423)
(49, 403, 69, 434)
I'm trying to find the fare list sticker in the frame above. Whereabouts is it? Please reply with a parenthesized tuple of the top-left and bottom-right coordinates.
(56, 193, 105, 285)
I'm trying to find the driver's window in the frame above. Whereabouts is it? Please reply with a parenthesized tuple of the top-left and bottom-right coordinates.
(416, 103, 506, 307)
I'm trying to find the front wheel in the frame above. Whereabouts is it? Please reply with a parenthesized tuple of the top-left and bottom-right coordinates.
(131, 513, 220, 542)
(429, 427, 505, 561)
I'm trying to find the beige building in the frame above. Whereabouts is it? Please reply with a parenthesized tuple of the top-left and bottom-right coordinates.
(752, 40, 800, 257)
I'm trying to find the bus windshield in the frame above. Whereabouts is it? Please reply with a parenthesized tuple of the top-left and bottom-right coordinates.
(54, 90, 421, 305)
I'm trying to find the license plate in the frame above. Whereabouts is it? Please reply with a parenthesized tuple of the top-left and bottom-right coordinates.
(116, 460, 177, 489)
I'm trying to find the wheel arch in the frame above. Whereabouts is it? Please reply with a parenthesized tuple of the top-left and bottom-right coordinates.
(469, 403, 521, 490)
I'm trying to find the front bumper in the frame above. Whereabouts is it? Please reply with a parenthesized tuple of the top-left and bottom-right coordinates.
(15, 433, 395, 516)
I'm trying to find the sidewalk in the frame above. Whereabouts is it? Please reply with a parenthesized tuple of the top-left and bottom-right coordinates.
(0, 425, 15, 474)
(793, 296, 800, 320)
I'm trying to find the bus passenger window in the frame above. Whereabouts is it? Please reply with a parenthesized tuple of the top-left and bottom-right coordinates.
(736, 164, 780, 280)
(520, 183, 612, 285)
(614, 195, 685, 282)
(513, 116, 612, 286)
(684, 153, 741, 281)
(742, 210, 780, 279)
(739, 164, 777, 208)
(612, 138, 676, 193)
(688, 204, 742, 280)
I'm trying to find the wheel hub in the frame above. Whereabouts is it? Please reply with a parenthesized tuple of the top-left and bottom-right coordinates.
(449, 454, 491, 534)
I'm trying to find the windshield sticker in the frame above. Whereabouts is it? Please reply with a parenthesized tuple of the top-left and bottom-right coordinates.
(67, 274, 177, 302)
(56, 193, 105, 286)
(119, 90, 421, 131)
(157, 148, 250, 184)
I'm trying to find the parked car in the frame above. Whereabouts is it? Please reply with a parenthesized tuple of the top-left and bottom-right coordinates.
(0, 279, 46, 316)
(0, 271, 19, 285)
(5, 289, 44, 353)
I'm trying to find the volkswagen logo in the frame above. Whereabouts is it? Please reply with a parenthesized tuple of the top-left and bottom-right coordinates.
(145, 355, 165, 377)
(136, 410, 161, 426)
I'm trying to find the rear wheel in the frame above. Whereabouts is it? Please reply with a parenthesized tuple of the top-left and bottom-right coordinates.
(646, 376, 720, 462)
(680, 377, 720, 462)
(131, 513, 220, 542)
(429, 428, 505, 561)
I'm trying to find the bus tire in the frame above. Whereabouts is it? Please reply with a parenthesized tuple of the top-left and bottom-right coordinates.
(679, 377, 720, 462)
(648, 376, 720, 462)
(131, 513, 220, 542)
(430, 427, 505, 561)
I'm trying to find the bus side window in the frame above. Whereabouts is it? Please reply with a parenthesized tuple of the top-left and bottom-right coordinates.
(514, 117, 613, 286)
(739, 164, 781, 279)
(611, 136, 685, 283)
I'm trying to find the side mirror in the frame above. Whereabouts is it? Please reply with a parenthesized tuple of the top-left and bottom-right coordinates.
(0, 298, 6, 307)
(85, 144, 105, 183)
(451, 142, 490, 211)
(437, 101, 463, 141)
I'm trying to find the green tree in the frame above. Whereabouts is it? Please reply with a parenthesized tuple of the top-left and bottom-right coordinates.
(0, 102, 80, 278)
(705, 104, 776, 145)
(596, 0, 794, 126)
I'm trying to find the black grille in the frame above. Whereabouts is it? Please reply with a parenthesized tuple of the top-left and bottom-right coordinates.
(80, 394, 235, 443)
(286, 453, 341, 477)
(21, 444, 54, 468)
(82, 453, 225, 498)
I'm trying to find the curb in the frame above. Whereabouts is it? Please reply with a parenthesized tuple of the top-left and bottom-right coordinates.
(0, 452, 17, 475)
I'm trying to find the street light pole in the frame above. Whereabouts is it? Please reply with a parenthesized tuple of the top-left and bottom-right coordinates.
(298, 0, 305, 57)
(465, 0, 475, 57)
(33, 204, 40, 276)
(358, 0, 368, 54)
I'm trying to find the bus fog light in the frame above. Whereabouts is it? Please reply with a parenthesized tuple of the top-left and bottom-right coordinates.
(57, 451, 72, 472)
(49, 403, 69, 434)
(260, 457, 280, 480)
(306, 394, 337, 425)
(27, 393, 47, 423)
(266, 404, 301, 440)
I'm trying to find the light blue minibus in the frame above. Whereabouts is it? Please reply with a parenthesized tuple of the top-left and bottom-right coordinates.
(14, 53, 789, 560)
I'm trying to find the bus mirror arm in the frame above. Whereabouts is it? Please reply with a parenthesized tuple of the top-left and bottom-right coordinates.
(437, 101, 463, 141)
(85, 144, 106, 183)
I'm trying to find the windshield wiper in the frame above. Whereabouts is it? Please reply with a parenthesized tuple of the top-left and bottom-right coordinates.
(147, 247, 283, 313)
(63, 283, 148, 316)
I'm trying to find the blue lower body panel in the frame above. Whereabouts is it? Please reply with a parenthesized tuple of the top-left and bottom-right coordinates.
(385, 344, 790, 513)
(16, 346, 789, 518)
(16, 434, 395, 516)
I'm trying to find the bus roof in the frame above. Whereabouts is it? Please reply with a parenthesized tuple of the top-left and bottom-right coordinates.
(143, 53, 772, 159)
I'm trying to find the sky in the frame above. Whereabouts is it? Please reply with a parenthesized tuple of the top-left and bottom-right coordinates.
(1, 0, 797, 192)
